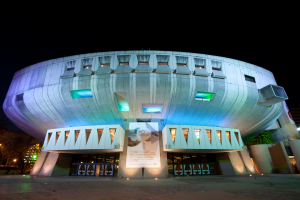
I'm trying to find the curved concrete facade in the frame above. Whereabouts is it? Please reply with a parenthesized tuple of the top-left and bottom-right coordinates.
(3, 50, 284, 141)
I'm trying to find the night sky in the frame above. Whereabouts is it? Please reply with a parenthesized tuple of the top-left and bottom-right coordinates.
(0, 9, 298, 132)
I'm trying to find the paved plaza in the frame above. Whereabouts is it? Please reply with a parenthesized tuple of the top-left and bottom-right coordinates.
(0, 174, 300, 199)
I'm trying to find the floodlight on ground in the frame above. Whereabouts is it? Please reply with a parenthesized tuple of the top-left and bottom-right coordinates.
(127, 178, 129, 180)
(297, 127, 300, 131)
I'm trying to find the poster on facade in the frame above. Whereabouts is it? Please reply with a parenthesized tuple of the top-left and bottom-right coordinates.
(126, 122, 160, 168)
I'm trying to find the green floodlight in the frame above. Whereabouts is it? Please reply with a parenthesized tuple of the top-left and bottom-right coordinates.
(32, 155, 37, 159)
(195, 92, 214, 101)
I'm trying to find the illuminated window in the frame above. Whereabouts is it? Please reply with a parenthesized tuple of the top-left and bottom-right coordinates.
(86, 129, 91, 144)
(70, 89, 93, 98)
(195, 92, 214, 101)
(142, 104, 163, 113)
(55, 132, 60, 145)
(206, 130, 211, 143)
(110, 129, 116, 144)
(101, 63, 110, 67)
(83, 65, 92, 69)
(75, 130, 80, 144)
(120, 62, 129, 65)
(138, 62, 148, 65)
(176, 56, 188, 67)
(115, 92, 129, 111)
(226, 131, 231, 144)
(235, 132, 239, 144)
(216, 130, 222, 144)
(158, 62, 168, 65)
(195, 129, 200, 144)
(97, 129, 103, 144)
(65, 131, 70, 145)
(194, 58, 205, 69)
(170, 128, 176, 143)
(211, 61, 222, 71)
(47, 133, 52, 146)
(245, 75, 256, 83)
(182, 129, 189, 143)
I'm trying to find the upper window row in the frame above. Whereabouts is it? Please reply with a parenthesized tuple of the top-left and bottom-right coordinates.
(65, 56, 223, 70)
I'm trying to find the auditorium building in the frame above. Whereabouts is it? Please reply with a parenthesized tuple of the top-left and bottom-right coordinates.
(3, 50, 300, 177)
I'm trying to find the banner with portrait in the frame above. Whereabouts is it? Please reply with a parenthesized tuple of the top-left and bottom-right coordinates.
(126, 122, 160, 168)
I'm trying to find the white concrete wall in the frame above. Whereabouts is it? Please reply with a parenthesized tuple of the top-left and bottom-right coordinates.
(162, 125, 244, 151)
(3, 51, 284, 142)
(42, 125, 125, 152)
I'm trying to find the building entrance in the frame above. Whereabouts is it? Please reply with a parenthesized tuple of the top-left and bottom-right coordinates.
(69, 153, 119, 177)
(167, 153, 219, 176)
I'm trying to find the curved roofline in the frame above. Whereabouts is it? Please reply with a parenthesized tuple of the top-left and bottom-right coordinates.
(13, 50, 273, 78)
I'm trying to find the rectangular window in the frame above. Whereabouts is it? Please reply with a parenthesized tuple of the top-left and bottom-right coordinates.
(216, 130, 222, 144)
(67, 67, 75, 71)
(194, 58, 205, 69)
(88, 155, 97, 163)
(110, 129, 116, 144)
(170, 128, 176, 143)
(16, 93, 24, 101)
(206, 130, 211, 143)
(182, 154, 191, 163)
(83, 65, 92, 69)
(211, 61, 222, 71)
(101, 63, 110, 67)
(70, 89, 93, 99)
(142, 104, 163, 113)
(195, 92, 214, 101)
(138, 62, 148, 65)
(191, 154, 200, 163)
(245, 75, 256, 83)
(182, 129, 189, 143)
(158, 62, 168, 65)
(106, 154, 115, 163)
(167, 153, 173, 164)
(195, 129, 201, 144)
(119, 62, 129, 65)
(96, 154, 105, 163)
(173, 153, 182, 164)
(177, 63, 186, 66)
(115, 153, 120, 163)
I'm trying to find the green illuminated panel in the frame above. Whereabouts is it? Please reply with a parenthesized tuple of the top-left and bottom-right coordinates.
(115, 92, 129, 111)
(195, 92, 214, 101)
(71, 89, 93, 98)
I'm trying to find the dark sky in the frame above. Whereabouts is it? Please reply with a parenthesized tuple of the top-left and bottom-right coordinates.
(0, 8, 298, 132)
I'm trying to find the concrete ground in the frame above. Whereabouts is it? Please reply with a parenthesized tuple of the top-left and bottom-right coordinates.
(0, 174, 300, 200)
